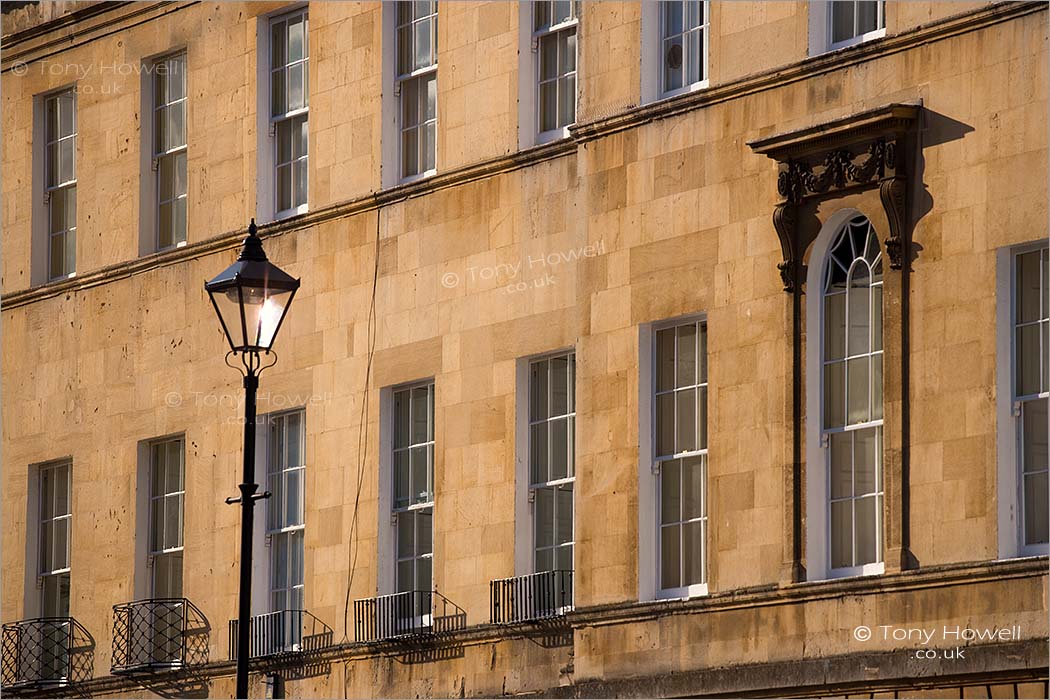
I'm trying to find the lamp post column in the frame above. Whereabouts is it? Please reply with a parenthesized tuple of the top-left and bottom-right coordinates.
(235, 370, 259, 699)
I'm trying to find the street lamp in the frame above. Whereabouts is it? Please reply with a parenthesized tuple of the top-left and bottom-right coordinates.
(205, 219, 299, 699)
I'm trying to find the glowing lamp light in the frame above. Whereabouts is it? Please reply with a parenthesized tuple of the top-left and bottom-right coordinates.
(205, 220, 300, 354)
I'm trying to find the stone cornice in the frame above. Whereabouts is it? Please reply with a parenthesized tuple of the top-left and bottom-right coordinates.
(26, 557, 1048, 698)
(0, 3, 184, 67)
(1, 0, 1045, 311)
(568, 556, 1048, 629)
(747, 102, 920, 163)
(546, 639, 1048, 699)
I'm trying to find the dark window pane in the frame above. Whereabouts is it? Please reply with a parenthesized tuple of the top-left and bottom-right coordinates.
(530, 422, 548, 484)
(1024, 471, 1049, 545)
(656, 392, 675, 457)
(552, 0, 573, 25)
(1016, 324, 1041, 396)
(394, 450, 410, 508)
(540, 81, 558, 133)
(558, 73, 576, 127)
(271, 21, 286, 69)
(830, 499, 852, 569)
(676, 388, 696, 453)
(418, 509, 433, 555)
(397, 511, 415, 558)
(829, 431, 852, 500)
(555, 544, 573, 572)
(854, 427, 878, 495)
(656, 328, 676, 392)
(830, 0, 855, 44)
(550, 417, 569, 480)
(663, 0, 684, 36)
(410, 445, 429, 503)
(530, 359, 549, 421)
(660, 459, 681, 525)
(682, 520, 703, 586)
(872, 353, 883, 421)
(411, 386, 430, 445)
(871, 284, 883, 351)
(288, 15, 305, 62)
(686, 28, 703, 85)
(416, 554, 432, 592)
(402, 126, 419, 177)
(540, 34, 558, 81)
(562, 29, 577, 74)
(535, 547, 553, 573)
(50, 187, 67, 235)
(660, 525, 680, 589)
(824, 361, 845, 429)
(551, 355, 570, 415)
(681, 455, 704, 520)
(697, 386, 707, 450)
(1023, 399, 1048, 474)
(271, 69, 286, 117)
(824, 292, 846, 361)
(854, 495, 878, 564)
(847, 357, 870, 424)
(676, 324, 696, 388)
(555, 485, 573, 545)
(394, 390, 410, 449)
(535, 487, 554, 548)
(847, 265, 871, 355)
(857, 0, 881, 34)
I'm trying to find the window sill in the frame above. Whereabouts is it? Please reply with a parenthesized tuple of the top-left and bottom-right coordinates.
(47, 271, 77, 283)
(817, 561, 885, 581)
(1017, 544, 1050, 558)
(827, 27, 886, 53)
(274, 204, 309, 222)
(655, 583, 708, 600)
(657, 79, 710, 103)
(535, 126, 572, 147)
(398, 169, 437, 186)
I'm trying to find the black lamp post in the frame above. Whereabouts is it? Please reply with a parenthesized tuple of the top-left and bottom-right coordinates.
(204, 219, 299, 699)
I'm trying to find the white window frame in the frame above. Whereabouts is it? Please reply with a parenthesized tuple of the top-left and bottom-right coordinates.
(152, 52, 188, 252)
(394, 2, 438, 184)
(514, 351, 576, 580)
(37, 460, 73, 617)
(805, 208, 886, 581)
(638, 316, 709, 601)
(641, 0, 709, 104)
(518, 1, 577, 149)
(257, 6, 309, 222)
(997, 242, 1050, 559)
(148, 436, 185, 598)
(43, 88, 77, 282)
(267, 409, 306, 615)
(390, 381, 435, 595)
(808, 0, 886, 56)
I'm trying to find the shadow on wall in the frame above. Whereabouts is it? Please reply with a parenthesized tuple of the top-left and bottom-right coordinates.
(911, 108, 976, 266)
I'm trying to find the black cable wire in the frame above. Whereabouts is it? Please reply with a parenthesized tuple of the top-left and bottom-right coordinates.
(341, 205, 381, 655)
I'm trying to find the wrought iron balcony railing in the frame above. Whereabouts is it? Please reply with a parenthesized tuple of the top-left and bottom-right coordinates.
(1, 617, 94, 691)
(228, 610, 333, 660)
(490, 569, 573, 624)
(353, 590, 466, 643)
(111, 598, 210, 674)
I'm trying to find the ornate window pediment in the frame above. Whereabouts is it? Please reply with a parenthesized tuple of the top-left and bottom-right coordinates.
(748, 103, 920, 292)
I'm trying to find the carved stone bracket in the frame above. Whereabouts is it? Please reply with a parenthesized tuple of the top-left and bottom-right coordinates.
(748, 103, 920, 293)
(880, 175, 907, 270)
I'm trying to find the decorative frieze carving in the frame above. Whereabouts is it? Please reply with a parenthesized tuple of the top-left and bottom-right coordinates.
(777, 139, 893, 205)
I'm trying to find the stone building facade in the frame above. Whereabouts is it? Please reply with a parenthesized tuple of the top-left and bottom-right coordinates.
(1, 1, 1048, 697)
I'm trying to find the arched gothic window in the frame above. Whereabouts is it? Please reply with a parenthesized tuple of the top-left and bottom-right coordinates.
(822, 215, 884, 572)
